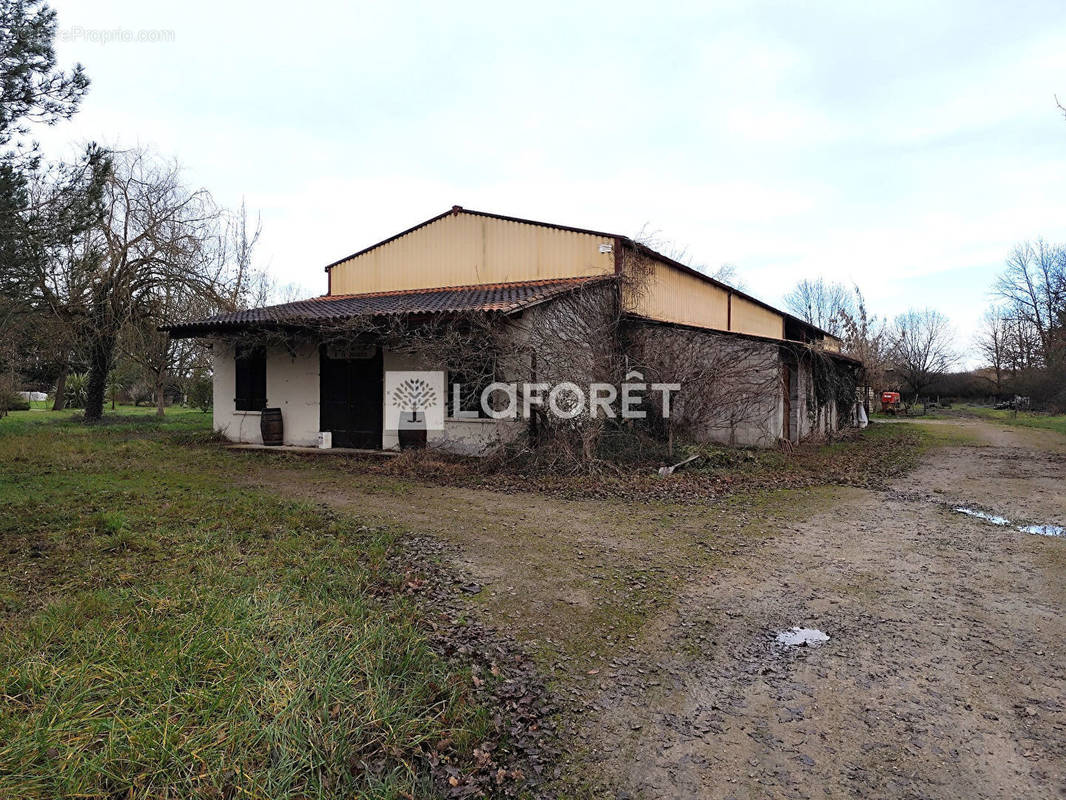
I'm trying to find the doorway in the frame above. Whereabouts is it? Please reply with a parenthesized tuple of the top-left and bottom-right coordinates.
(319, 344, 383, 449)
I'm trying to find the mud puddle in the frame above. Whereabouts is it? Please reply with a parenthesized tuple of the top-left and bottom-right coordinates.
(953, 506, 1065, 537)
(775, 627, 830, 647)
(1017, 523, 1066, 537)
(953, 507, 1010, 525)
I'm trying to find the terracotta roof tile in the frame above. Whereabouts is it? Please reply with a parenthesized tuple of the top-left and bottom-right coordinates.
(166, 276, 607, 337)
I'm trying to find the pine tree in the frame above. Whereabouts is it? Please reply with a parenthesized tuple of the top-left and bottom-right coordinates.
(0, 1, 106, 410)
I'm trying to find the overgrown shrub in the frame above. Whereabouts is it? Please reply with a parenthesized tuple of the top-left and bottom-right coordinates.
(187, 375, 213, 411)
(1, 393, 30, 414)
(64, 373, 88, 409)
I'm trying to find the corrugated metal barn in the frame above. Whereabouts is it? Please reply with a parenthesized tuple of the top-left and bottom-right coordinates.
(169, 206, 860, 452)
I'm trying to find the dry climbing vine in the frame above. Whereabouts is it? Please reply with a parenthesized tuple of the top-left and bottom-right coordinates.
(793, 344, 860, 429)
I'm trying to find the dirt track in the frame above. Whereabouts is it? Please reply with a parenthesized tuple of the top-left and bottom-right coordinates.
(587, 417, 1066, 799)
(245, 417, 1066, 798)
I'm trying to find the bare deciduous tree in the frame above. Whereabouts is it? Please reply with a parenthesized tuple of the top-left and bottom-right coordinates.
(995, 240, 1065, 369)
(975, 309, 1011, 393)
(118, 197, 269, 416)
(783, 277, 854, 338)
(977, 238, 1066, 409)
(837, 285, 887, 410)
(77, 147, 227, 420)
(630, 226, 747, 290)
(216, 198, 270, 311)
(709, 262, 745, 290)
(890, 308, 958, 401)
(120, 282, 212, 415)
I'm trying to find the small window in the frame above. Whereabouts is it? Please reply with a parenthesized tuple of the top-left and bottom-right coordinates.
(235, 347, 266, 411)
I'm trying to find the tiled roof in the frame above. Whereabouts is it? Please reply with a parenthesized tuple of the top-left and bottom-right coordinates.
(165, 276, 607, 338)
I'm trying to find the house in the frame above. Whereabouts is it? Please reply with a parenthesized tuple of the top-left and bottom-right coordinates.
(167, 206, 860, 453)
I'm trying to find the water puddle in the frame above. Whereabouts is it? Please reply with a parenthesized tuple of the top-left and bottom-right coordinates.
(952, 507, 1064, 537)
(775, 627, 829, 647)
(1017, 524, 1066, 537)
(953, 507, 1010, 526)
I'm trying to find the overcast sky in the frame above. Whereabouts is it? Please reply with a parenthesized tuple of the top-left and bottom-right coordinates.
(39, 1, 1066, 362)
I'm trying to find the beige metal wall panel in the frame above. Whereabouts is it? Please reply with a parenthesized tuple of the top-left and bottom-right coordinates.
(730, 295, 784, 339)
(625, 259, 730, 330)
(329, 213, 615, 295)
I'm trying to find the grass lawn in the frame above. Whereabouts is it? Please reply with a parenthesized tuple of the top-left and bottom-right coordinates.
(0, 408, 497, 799)
(964, 405, 1066, 437)
(0, 405, 946, 798)
(213, 418, 944, 676)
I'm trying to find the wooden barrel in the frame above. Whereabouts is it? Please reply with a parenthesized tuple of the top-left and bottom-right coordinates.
(260, 408, 283, 446)
(398, 426, 427, 450)
(398, 413, 426, 452)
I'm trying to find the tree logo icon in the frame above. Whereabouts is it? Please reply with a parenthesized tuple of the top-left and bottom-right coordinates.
(384, 371, 446, 431)
(391, 377, 439, 421)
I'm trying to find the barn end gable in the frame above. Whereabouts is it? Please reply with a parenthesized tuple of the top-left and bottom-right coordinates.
(327, 207, 617, 296)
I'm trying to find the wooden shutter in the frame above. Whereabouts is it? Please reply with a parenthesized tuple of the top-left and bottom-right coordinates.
(235, 348, 266, 411)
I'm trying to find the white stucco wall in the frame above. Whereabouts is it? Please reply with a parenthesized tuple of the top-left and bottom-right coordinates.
(210, 330, 848, 453)
(267, 340, 321, 446)
(381, 349, 519, 455)
(211, 339, 515, 453)
(211, 339, 320, 447)
(212, 339, 262, 445)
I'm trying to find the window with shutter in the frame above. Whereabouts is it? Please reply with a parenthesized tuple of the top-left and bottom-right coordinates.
(235, 347, 266, 411)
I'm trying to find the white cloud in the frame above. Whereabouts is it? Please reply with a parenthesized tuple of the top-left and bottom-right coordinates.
(36, 0, 1066, 365)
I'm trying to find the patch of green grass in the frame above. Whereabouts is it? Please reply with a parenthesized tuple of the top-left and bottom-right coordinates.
(93, 510, 126, 534)
(0, 412, 490, 799)
(965, 405, 1066, 437)
(888, 419, 983, 448)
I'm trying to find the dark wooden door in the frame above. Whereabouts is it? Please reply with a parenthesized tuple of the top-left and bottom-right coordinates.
(320, 344, 383, 449)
